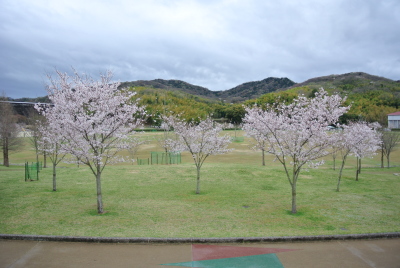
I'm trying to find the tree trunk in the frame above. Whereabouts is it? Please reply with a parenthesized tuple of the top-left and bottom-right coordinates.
(291, 182, 297, 214)
(3, 137, 9, 167)
(196, 165, 201, 194)
(52, 162, 57, 191)
(337, 157, 347, 192)
(355, 157, 360, 181)
(43, 151, 47, 168)
(332, 154, 336, 170)
(165, 148, 169, 165)
(380, 147, 384, 168)
(96, 171, 104, 213)
(289, 167, 299, 214)
(262, 149, 265, 166)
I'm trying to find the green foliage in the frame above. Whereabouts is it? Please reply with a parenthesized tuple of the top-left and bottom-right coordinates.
(224, 104, 245, 125)
(245, 90, 300, 108)
(247, 73, 400, 126)
(130, 76, 400, 126)
(129, 87, 214, 124)
(120, 77, 294, 103)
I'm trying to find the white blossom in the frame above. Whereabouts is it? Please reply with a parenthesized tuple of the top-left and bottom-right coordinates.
(243, 88, 349, 213)
(163, 115, 232, 194)
(36, 69, 145, 213)
(334, 121, 381, 191)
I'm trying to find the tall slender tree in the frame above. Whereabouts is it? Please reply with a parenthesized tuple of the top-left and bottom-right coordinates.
(380, 130, 400, 168)
(243, 89, 349, 213)
(36, 69, 145, 213)
(0, 95, 20, 167)
(27, 111, 46, 164)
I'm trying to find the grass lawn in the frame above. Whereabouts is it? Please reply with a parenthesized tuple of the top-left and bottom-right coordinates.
(0, 131, 399, 238)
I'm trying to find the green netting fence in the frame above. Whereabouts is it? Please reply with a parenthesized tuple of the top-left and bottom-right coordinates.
(137, 158, 150, 165)
(25, 162, 42, 181)
(150, 151, 182, 165)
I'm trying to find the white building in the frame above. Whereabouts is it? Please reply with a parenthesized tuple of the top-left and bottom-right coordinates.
(388, 111, 400, 129)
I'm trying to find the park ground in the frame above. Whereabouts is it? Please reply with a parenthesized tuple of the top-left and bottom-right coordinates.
(0, 130, 399, 238)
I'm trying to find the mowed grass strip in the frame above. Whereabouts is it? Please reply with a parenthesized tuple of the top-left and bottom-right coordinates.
(1, 130, 399, 237)
(1, 160, 399, 237)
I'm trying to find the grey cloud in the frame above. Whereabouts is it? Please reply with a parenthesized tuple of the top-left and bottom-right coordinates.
(0, 0, 399, 98)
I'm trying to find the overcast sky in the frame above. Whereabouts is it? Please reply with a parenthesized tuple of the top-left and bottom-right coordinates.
(1, 0, 399, 98)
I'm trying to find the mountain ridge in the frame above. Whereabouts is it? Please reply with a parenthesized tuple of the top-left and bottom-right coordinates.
(120, 72, 399, 103)
(287, 72, 397, 90)
(12, 72, 399, 103)
(119, 77, 295, 103)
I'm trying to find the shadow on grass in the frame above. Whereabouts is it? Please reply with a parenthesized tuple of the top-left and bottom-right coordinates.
(86, 210, 119, 217)
(285, 211, 305, 216)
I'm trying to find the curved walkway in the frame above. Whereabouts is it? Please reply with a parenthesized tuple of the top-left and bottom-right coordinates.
(1, 233, 399, 268)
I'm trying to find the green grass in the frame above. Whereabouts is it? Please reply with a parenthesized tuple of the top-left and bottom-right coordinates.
(0, 131, 399, 238)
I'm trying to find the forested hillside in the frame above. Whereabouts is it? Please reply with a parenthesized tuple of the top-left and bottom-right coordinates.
(213, 77, 295, 102)
(120, 77, 293, 103)
(120, 79, 215, 100)
(12, 72, 400, 127)
(276, 72, 400, 126)
(129, 86, 215, 124)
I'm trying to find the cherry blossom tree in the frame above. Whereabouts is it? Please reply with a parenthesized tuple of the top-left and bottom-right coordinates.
(332, 126, 355, 192)
(163, 116, 232, 194)
(38, 69, 145, 213)
(243, 89, 349, 213)
(334, 122, 380, 191)
(126, 137, 147, 165)
(242, 121, 268, 166)
(331, 143, 340, 171)
(350, 122, 381, 181)
(35, 119, 67, 191)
